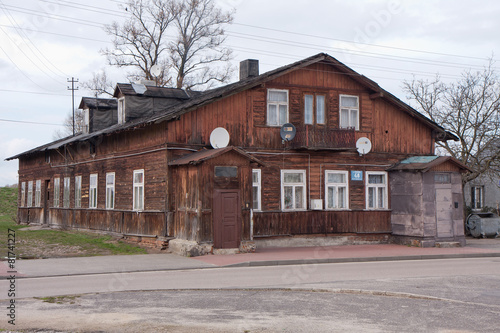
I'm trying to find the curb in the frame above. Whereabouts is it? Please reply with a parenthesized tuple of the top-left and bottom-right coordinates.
(222, 252, 500, 268)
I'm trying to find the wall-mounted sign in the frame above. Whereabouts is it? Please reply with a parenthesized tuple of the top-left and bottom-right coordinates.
(351, 171, 363, 181)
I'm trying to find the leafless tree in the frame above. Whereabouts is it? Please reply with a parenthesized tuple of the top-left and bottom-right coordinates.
(101, 0, 234, 90)
(403, 61, 500, 183)
(170, 0, 233, 90)
(81, 70, 115, 97)
(53, 109, 85, 140)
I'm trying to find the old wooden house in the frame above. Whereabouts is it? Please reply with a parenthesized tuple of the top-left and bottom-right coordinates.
(7, 53, 469, 252)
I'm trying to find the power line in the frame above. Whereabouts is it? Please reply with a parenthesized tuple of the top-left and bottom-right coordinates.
(233, 22, 490, 62)
(0, 118, 63, 126)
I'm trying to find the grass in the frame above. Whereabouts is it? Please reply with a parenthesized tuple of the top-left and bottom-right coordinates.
(34, 295, 81, 304)
(0, 187, 147, 258)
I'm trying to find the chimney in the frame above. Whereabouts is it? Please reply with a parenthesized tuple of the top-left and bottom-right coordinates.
(239, 59, 259, 80)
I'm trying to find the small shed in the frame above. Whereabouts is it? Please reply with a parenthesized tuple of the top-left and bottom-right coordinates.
(388, 156, 471, 247)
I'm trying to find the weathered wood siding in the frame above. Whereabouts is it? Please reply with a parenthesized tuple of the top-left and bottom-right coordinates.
(169, 151, 254, 243)
(166, 63, 435, 156)
(253, 210, 392, 236)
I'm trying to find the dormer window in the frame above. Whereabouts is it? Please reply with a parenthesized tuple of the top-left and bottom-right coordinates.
(118, 98, 125, 124)
(83, 108, 90, 134)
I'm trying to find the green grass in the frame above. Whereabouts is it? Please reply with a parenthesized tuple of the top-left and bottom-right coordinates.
(0, 187, 147, 258)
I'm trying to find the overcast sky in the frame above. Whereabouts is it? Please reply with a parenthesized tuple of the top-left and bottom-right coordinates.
(1, 0, 499, 186)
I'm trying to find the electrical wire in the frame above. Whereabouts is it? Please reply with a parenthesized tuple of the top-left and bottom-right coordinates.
(0, 118, 64, 126)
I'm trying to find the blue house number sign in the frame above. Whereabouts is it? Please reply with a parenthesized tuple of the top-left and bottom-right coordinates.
(351, 171, 363, 181)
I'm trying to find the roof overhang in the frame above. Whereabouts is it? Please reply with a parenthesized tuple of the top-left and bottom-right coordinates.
(168, 146, 266, 167)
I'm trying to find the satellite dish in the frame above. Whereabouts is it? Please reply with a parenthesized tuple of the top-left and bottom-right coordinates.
(210, 127, 230, 149)
(280, 123, 296, 142)
(356, 137, 372, 155)
(150, 64, 161, 77)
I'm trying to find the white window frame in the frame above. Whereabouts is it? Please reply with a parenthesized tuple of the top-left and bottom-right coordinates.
(106, 172, 115, 210)
(325, 170, 349, 210)
(20, 182, 26, 207)
(89, 174, 98, 209)
(252, 169, 262, 211)
(75, 176, 82, 208)
(83, 108, 90, 134)
(340, 94, 359, 130)
(27, 181, 33, 208)
(35, 180, 41, 207)
(63, 177, 71, 208)
(281, 170, 307, 211)
(267, 89, 289, 126)
(53, 178, 60, 208)
(471, 186, 484, 210)
(366, 171, 388, 210)
(118, 97, 125, 124)
(133, 169, 145, 211)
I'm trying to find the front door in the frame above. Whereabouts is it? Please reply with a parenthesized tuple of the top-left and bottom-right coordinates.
(213, 190, 241, 249)
(436, 188, 453, 238)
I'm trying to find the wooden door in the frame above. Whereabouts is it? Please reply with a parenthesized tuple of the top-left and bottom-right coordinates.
(213, 190, 241, 249)
(436, 188, 453, 238)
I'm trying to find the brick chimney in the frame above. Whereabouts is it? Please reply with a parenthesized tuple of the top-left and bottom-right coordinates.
(239, 59, 259, 80)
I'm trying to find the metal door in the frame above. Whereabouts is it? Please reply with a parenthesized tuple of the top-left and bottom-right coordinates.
(213, 190, 241, 249)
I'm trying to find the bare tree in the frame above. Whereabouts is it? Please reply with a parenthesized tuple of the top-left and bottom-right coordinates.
(101, 0, 234, 90)
(81, 70, 115, 97)
(53, 109, 85, 140)
(403, 61, 500, 183)
(170, 0, 233, 90)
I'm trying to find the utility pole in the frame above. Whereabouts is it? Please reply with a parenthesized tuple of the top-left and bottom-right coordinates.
(67, 77, 79, 136)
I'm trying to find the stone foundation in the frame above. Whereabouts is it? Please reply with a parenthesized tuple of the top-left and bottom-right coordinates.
(254, 234, 390, 248)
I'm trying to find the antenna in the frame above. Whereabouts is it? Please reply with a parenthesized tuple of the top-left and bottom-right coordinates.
(150, 65, 161, 77)
(356, 137, 372, 155)
(280, 123, 296, 142)
(210, 127, 230, 149)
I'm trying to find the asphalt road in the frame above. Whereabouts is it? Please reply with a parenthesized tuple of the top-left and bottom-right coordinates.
(1, 258, 500, 332)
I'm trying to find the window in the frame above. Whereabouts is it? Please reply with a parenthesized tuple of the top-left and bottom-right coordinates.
(267, 89, 288, 126)
(471, 186, 484, 210)
(366, 172, 388, 210)
(435, 173, 451, 183)
(89, 174, 98, 209)
(75, 176, 82, 208)
(35, 180, 41, 207)
(53, 178, 60, 208)
(63, 177, 70, 208)
(20, 182, 25, 207)
(27, 181, 33, 208)
(215, 166, 238, 178)
(118, 98, 125, 124)
(106, 172, 115, 210)
(340, 95, 359, 130)
(281, 170, 306, 211)
(252, 169, 262, 211)
(304, 94, 326, 125)
(83, 109, 90, 134)
(133, 169, 144, 211)
(325, 171, 349, 210)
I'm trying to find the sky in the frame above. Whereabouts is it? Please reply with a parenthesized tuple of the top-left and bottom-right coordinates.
(0, 0, 499, 186)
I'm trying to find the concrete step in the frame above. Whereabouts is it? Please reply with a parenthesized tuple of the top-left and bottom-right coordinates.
(435, 242, 461, 248)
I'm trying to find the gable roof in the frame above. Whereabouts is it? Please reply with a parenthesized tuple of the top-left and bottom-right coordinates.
(168, 146, 265, 166)
(388, 156, 471, 173)
(7, 53, 457, 161)
(79, 97, 117, 110)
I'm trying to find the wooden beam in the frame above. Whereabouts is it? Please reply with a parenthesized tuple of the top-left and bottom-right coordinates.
(370, 92, 384, 99)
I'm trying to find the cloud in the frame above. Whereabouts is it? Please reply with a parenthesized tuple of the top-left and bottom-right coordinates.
(0, 137, 37, 186)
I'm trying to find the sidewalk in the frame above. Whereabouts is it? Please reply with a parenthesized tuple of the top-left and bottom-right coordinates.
(2, 237, 499, 278)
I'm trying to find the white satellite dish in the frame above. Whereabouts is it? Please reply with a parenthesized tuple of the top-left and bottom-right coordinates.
(210, 127, 230, 149)
(356, 137, 372, 155)
(150, 64, 161, 77)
